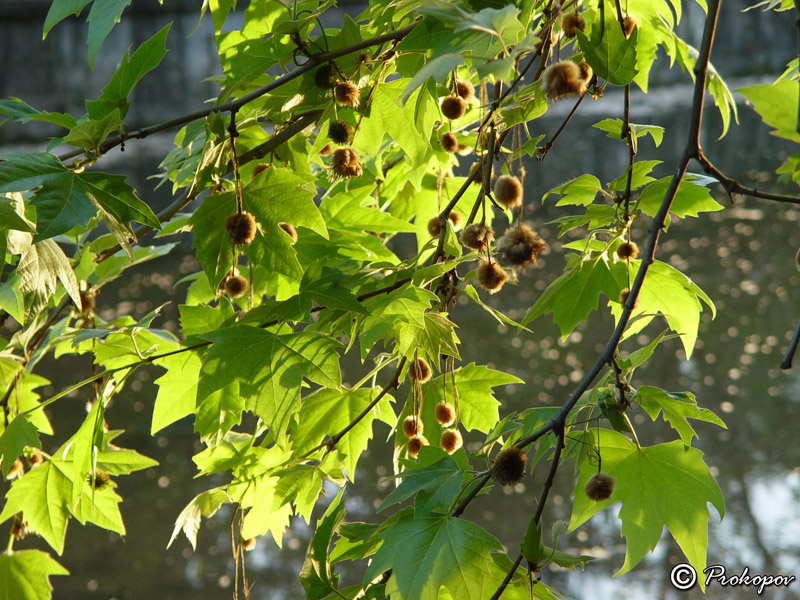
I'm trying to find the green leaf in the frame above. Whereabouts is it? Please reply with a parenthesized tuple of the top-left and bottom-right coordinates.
(0, 196, 36, 234)
(637, 177, 723, 218)
(294, 387, 394, 481)
(299, 488, 346, 600)
(0, 98, 76, 130)
(400, 53, 465, 104)
(358, 286, 437, 360)
(609, 160, 660, 192)
(738, 79, 800, 142)
(17, 239, 81, 324)
(593, 118, 664, 147)
(521, 516, 546, 566)
(634, 386, 726, 446)
(87, 0, 133, 68)
(198, 326, 341, 441)
(320, 185, 417, 234)
(378, 454, 464, 513)
(0, 415, 40, 477)
(151, 350, 204, 434)
(43, 0, 92, 38)
(364, 512, 502, 600)
(463, 284, 531, 331)
(576, 17, 638, 86)
(569, 429, 724, 586)
(542, 174, 602, 207)
(61, 109, 121, 149)
(86, 24, 171, 120)
(0, 550, 68, 600)
(97, 440, 158, 476)
(167, 488, 230, 550)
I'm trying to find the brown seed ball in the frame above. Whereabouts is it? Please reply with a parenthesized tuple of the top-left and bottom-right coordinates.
(407, 435, 429, 458)
(408, 357, 432, 383)
(314, 63, 337, 89)
(494, 175, 524, 210)
(497, 224, 548, 267)
(542, 60, 587, 100)
(440, 131, 458, 153)
(578, 61, 593, 84)
(440, 429, 463, 454)
(25, 453, 44, 468)
(460, 223, 494, 252)
(330, 147, 363, 180)
(477, 259, 508, 294)
(6, 458, 24, 480)
(449, 212, 462, 231)
(87, 469, 110, 490)
(434, 401, 456, 426)
(319, 143, 333, 157)
(585, 472, 615, 501)
(493, 447, 526, 485)
(619, 288, 639, 309)
(561, 12, 586, 37)
(402, 415, 424, 438)
(279, 222, 298, 243)
(225, 212, 257, 246)
(441, 96, 467, 120)
(469, 162, 483, 185)
(241, 537, 257, 551)
(225, 274, 249, 299)
(455, 79, 474, 100)
(616, 241, 639, 260)
(623, 15, 637, 38)
(328, 120, 354, 145)
(11, 516, 28, 540)
(428, 216, 442, 238)
(334, 81, 360, 108)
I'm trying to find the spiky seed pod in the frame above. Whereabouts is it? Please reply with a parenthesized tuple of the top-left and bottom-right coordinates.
(252, 164, 268, 177)
(11, 515, 28, 540)
(319, 143, 333, 157)
(428, 216, 442, 238)
(328, 120, 354, 145)
(434, 401, 456, 426)
(623, 15, 637, 38)
(402, 415, 424, 438)
(440, 429, 463, 454)
(449, 212, 462, 231)
(241, 537, 257, 551)
(492, 448, 526, 485)
(225, 275, 249, 299)
(561, 12, 586, 37)
(469, 162, 483, 185)
(329, 147, 363, 180)
(578, 61, 593, 84)
(87, 469, 110, 490)
(542, 60, 587, 100)
(616, 241, 639, 260)
(440, 131, 458, 153)
(25, 453, 44, 468)
(408, 357, 432, 383)
(494, 175, 524, 210)
(460, 223, 495, 252)
(314, 63, 337, 89)
(226, 212, 257, 246)
(455, 79, 474, 100)
(497, 225, 548, 267)
(334, 81, 360, 108)
(6, 458, 24, 480)
(279, 222, 298, 243)
(407, 435, 429, 458)
(477, 259, 509, 294)
(619, 288, 639, 309)
(585, 472, 615, 500)
(441, 96, 467, 120)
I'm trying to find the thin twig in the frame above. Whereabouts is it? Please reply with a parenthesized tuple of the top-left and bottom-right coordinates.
(695, 152, 800, 206)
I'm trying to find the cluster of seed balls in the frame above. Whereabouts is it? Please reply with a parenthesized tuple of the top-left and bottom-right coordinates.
(401, 357, 463, 457)
(222, 210, 297, 298)
(314, 63, 364, 181)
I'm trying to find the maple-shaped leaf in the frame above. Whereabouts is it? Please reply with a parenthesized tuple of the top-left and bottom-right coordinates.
(198, 326, 341, 442)
(17, 238, 81, 324)
(0, 414, 40, 477)
(299, 488, 346, 600)
(378, 451, 464, 514)
(0, 550, 68, 600)
(576, 13, 638, 86)
(364, 512, 501, 600)
(634, 386, 726, 446)
(568, 429, 724, 586)
(293, 387, 395, 481)
(167, 487, 230, 550)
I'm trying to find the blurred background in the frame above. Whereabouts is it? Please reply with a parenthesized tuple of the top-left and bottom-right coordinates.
(1, 1, 799, 598)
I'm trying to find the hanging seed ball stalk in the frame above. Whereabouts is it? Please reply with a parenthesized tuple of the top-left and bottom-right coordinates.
(440, 131, 459, 153)
(494, 175, 524, 209)
(477, 259, 508, 294)
(441, 96, 467, 120)
(225, 275, 249, 299)
(226, 212, 257, 246)
(334, 81, 360, 108)
(492, 447, 526, 485)
(440, 429, 463, 454)
(407, 435, 429, 458)
(585, 472, 615, 500)
(408, 357, 432, 383)
(434, 401, 456, 426)
(542, 60, 587, 99)
(402, 415, 424, 438)
(616, 241, 639, 260)
(497, 225, 548, 267)
(460, 223, 494, 252)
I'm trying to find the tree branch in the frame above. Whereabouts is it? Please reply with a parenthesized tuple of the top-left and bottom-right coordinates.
(695, 151, 800, 205)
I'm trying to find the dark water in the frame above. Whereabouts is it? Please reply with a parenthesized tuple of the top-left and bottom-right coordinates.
(1, 2, 800, 599)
